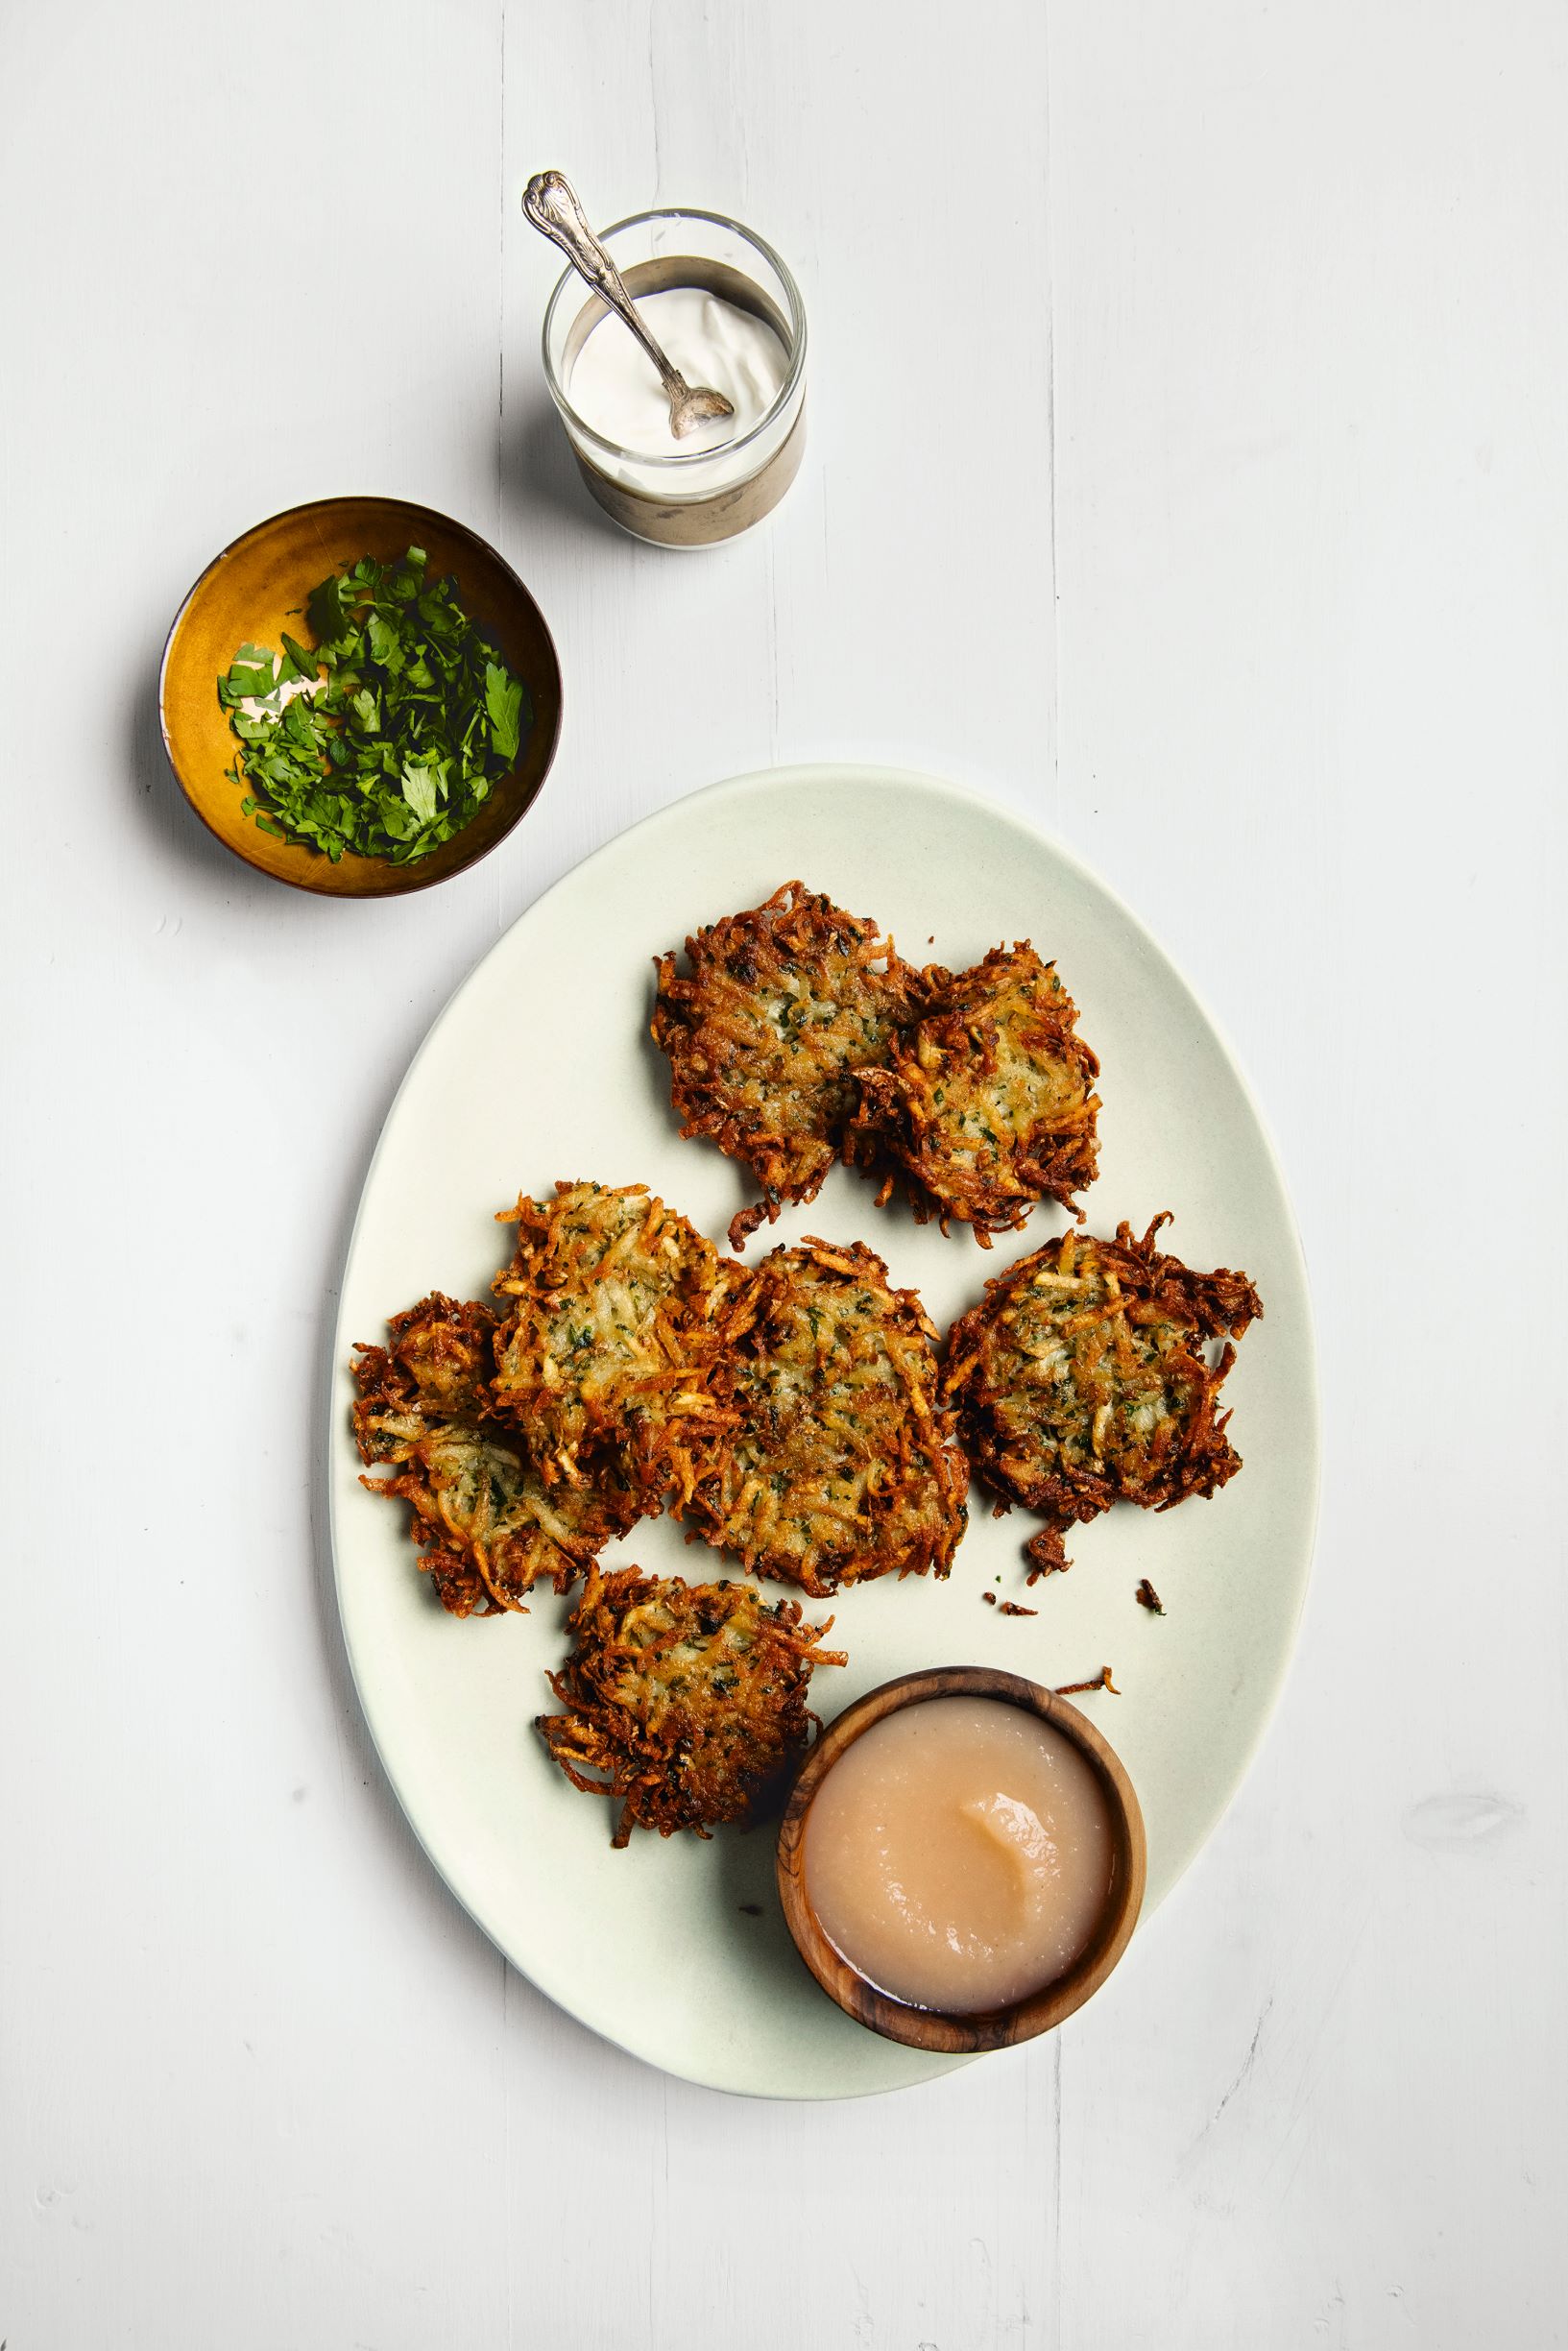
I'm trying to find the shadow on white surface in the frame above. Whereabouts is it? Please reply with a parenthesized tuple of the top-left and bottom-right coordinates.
(501, 390, 630, 550)
(126, 646, 259, 892)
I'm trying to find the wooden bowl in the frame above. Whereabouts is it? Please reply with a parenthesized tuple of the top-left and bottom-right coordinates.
(776, 1666, 1147, 2053)
(158, 497, 563, 897)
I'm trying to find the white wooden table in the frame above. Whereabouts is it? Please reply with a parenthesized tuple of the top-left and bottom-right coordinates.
(4, 4, 1564, 2342)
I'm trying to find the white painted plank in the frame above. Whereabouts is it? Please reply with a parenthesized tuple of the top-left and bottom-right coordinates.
(500, 9, 1062, 2349)
(500, 0, 1059, 921)
(1, 4, 519, 2347)
(1049, 4, 1568, 2343)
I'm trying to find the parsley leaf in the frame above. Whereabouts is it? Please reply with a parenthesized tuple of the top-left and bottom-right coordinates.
(400, 763, 440, 826)
(484, 662, 525, 763)
(220, 644, 277, 706)
(306, 573, 352, 645)
(279, 631, 318, 681)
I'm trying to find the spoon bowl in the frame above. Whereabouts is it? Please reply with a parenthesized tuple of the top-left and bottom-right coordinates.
(663, 382, 736, 438)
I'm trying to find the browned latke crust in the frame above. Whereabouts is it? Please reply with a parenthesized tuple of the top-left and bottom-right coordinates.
(538, 1565, 846, 1847)
(944, 1217, 1262, 1575)
(651, 883, 925, 1250)
(489, 1181, 740, 1509)
(685, 1238, 970, 1597)
(352, 1294, 638, 1617)
(854, 944, 1100, 1244)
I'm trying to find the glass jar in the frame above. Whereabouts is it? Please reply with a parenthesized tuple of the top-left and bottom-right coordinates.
(542, 207, 808, 548)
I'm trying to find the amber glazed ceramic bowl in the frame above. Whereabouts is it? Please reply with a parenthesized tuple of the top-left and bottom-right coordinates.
(159, 497, 563, 897)
(777, 1665, 1147, 2054)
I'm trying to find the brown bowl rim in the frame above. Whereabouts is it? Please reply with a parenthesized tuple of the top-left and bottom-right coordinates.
(776, 1664, 1147, 2053)
(157, 495, 564, 899)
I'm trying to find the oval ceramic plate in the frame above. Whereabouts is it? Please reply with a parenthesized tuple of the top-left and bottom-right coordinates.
(329, 766, 1319, 2098)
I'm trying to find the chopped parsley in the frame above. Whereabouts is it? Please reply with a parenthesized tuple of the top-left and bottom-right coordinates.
(218, 546, 530, 865)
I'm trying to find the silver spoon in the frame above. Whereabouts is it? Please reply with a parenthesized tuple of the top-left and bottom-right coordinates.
(523, 171, 736, 442)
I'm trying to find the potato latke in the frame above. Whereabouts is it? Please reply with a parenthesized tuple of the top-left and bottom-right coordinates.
(853, 944, 1100, 1243)
(538, 1565, 845, 1846)
(686, 1239, 970, 1596)
(490, 1182, 739, 1507)
(352, 1294, 637, 1616)
(943, 1217, 1262, 1574)
(652, 884, 924, 1249)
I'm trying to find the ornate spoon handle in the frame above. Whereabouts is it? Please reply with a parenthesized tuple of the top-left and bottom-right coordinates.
(523, 170, 688, 405)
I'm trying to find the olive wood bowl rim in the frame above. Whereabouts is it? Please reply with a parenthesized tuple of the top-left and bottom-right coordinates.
(775, 1665, 1147, 2054)
(157, 495, 564, 899)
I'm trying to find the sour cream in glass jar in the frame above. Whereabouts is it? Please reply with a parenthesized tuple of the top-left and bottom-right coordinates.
(543, 208, 808, 547)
